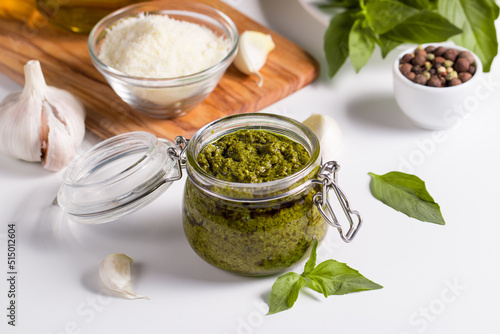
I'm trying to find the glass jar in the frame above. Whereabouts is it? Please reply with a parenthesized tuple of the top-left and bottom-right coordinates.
(57, 113, 362, 276)
(183, 114, 326, 275)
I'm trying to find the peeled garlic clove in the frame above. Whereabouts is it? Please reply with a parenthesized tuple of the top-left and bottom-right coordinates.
(303, 114, 342, 162)
(99, 253, 149, 300)
(233, 31, 275, 87)
(0, 60, 86, 171)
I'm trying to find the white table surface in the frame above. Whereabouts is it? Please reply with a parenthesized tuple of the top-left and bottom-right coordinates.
(1, 1, 500, 333)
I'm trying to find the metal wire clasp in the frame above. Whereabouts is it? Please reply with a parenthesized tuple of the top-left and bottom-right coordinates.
(164, 136, 189, 182)
(312, 161, 362, 243)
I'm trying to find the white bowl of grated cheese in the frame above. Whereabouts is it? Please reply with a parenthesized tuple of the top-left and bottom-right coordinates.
(88, 1, 239, 119)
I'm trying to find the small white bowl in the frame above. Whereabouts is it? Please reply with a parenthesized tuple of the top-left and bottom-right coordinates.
(393, 43, 482, 130)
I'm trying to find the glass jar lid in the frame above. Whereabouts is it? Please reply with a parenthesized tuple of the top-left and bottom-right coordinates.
(57, 131, 181, 224)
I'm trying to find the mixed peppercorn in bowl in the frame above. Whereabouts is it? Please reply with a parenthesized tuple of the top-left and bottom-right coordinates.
(392, 43, 483, 130)
(398, 45, 477, 87)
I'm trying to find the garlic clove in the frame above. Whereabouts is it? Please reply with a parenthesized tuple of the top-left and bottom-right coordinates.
(233, 31, 275, 87)
(303, 114, 342, 162)
(41, 88, 85, 171)
(41, 104, 78, 171)
(44, 86, 86, 147)
(99, 253, 149, 300)
(0, 92, 43, 163)
(0, 60, 86, 171)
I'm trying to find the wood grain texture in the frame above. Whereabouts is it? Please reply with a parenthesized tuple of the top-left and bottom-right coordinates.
(0, 0, 319, 141)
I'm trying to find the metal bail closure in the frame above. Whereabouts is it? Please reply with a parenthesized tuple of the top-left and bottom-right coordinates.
(167, 136, 189, 170)
(312, 161, 362, 243)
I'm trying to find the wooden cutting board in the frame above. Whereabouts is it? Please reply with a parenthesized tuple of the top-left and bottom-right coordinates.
(0, 0, 319, 141)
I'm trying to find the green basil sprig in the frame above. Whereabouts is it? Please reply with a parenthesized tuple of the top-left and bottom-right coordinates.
(268, 240, 382, 314)
(322, 0, 499, 77)
(369, 171, 446, 225)
(437, 0, 499, 72)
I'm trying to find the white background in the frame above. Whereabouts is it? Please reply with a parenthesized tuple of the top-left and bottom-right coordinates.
(1, 0, 500, 333)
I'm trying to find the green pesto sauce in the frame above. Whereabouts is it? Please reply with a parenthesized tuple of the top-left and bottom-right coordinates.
(183, 129, 327, 276)
(196, 129, 310, 183)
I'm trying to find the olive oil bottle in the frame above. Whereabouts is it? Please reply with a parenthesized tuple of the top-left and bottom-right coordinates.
(0, 0, 37, 21)
(35, 0, 146, 34)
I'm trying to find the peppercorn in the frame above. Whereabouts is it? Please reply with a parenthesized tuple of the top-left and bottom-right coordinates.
(443, 48, 459, 61)
(413, 65, 424, 74)
(415, 49, 427, 58)
(468, 65, 476, 75)
(434, 46, 446, 57)
(458, 72, 472, 83)
(430, 68, 436, 75)
(406, 72, 416, 81)
(400, 53, 414, 64)
(399, 63, 413, 76)
(437, 66, 447, 76)
(425, 61, 432, 70)
(443, 60, 454, 68)
(448, 78, 462, 86)
(423, 71, 431, 80)
(426, 53, 435, 61)
(446, 71, 458, 80)
(427, 75, 442, 87)
(424, 45, 436, 53)
(455, 58, 470, 72)
(433, 56, 445, 68)
(414, 74, 428, 85)
(439, 76, 446, 86)
(411, 55, 426, 66)
(457, 51, 475, 64)
(446, 67, 454, 74)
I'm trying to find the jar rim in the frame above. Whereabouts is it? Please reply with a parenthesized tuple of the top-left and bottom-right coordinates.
(185, 113, 321, 200)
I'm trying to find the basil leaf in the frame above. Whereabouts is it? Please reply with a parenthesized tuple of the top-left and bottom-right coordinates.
(381, 10, 461, 44)
(399, 0, 435, 10)
(368, 172, 445, 225)
(307, 276, 330, 298)
(324, 10, 356, 78)
(268, 272, 306, 314)
(319, 0, 360, 8)
(267, 239, 383, 314)
(378, 35, 402, 58)
(484, 0, 500, 19)
(348, 19, 376, 72)
(365, 0, 418, 34)
(302, 240, 318, 276)
(437, 0, 498, 72)
(306, 260, 383, 296)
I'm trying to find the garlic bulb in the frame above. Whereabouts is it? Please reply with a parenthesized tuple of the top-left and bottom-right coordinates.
(303, 114, 342, 162)
(233, 31, 275, 87)
(0, 60, 86, 171)
(99, 253, 149, 300)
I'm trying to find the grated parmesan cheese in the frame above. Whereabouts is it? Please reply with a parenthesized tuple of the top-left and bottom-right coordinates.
(98, 13, 232, 78)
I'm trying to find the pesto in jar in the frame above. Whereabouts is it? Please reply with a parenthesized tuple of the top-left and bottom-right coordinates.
(197, 130, 311, 183)
(182, 129, 327, 276)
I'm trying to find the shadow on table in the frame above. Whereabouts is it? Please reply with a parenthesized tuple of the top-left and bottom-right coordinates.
(346, 94, 418, 131)
(75, 208, 249, 287)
